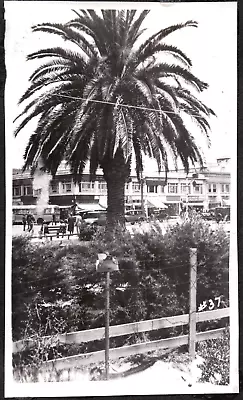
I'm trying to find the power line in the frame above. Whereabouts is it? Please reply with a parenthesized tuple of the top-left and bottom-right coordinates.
(54, 93, 207, 118)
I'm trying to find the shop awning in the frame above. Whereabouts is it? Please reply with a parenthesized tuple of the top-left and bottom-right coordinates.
(75, 203, 105, 211)
(146, 198, 167, 209)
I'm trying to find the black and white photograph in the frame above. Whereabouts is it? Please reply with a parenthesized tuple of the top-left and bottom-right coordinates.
(5, 1, 238, 396)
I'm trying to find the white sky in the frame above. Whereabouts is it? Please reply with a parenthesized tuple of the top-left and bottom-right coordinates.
(5, 1, 237, 169)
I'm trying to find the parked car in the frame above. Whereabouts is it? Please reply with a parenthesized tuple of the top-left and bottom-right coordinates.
(125, 210, 147, 224)
(82, 210, 107, 225)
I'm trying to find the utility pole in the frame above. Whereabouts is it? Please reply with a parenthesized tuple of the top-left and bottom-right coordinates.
(140, 172, 146, 216)
(185, 175, 189, 219)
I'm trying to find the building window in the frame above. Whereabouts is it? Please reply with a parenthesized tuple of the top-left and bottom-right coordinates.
(98, 182, 107, 191)
(160, 185, 165, 193)
(50, 182, 59, 194)
(180, 183, 191, 194)
(147, 185, 158, 193)
(13, 186, 21, 197)
(221, 184, 230, 193)
(23, 186, 32, 196)
(79, 181, 95, 192)
(168, 183, 178, 194)
(125, 183, 130, 190)
(132, 182, 140, 192)
(62, 182, 72, 193)
(208, 184, 217, 193)
(193, 184, 203, 194)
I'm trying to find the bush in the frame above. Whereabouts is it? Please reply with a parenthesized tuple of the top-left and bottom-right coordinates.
(131, 215, 229, 310)
(12, 215, 229, 363)
(197, 327, 230, 385)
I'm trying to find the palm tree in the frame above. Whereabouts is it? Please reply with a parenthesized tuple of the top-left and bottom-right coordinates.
(14, 9, 215, 227)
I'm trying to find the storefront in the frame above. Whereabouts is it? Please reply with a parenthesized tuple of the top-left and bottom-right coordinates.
(165, 196, 181, 216)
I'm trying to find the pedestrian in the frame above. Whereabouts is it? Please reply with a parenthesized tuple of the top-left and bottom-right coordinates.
(28, 215, 34, 234)
(75, 214, 82, 234)
(68, 214, 75, 234)
(52, 213, 56, 225)
(22, 215, 27, 232)
(26, 212, 32, 231)
(26, 212, 35, 233)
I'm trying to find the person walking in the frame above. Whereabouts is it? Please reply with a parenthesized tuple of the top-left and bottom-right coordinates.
(22, 215, 27, 232)
(28, 215, 35, 234)
(52, 213, 56, 225)
(68, 214, 75, 234)
(26, 212, 33, 232)
(75, 214, 82, 235)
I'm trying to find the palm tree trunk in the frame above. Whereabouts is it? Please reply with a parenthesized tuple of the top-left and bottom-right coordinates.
(101, 150, 130, 228)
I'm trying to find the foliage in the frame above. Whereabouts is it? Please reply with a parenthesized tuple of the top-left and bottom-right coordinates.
(197, 327, 230, 385)
(131, 215, 229, 309)
(12, 217, 229, 371)
(14, 9, 214, 225)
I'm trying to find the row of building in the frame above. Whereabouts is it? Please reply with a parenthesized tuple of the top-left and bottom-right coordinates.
(12, 157, 231, 215)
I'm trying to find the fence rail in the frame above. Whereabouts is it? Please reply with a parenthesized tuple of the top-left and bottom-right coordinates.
(13, 307, 229, 354)
(40, 327, 226, 372)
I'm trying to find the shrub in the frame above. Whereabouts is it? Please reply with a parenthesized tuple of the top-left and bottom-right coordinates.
(12, 215, 229, 365)
(197, 327, 230, 385)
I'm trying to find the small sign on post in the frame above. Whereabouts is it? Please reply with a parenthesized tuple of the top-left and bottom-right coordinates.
(189, 248, 197, 360)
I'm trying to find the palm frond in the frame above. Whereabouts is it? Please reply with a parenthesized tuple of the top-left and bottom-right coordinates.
(138, 20, 198, 55)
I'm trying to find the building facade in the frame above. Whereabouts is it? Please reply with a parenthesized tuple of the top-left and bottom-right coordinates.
(12, 158, 231, 215)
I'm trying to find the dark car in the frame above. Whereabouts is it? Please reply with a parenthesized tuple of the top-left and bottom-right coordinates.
(125, 210, 147, 224)
(82, 211, 107, 226)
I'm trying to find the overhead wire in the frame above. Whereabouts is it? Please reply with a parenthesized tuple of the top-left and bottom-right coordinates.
(54, 93, 209, 118)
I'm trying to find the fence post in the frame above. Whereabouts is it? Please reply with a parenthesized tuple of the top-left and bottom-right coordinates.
(189, 248, 197, 359)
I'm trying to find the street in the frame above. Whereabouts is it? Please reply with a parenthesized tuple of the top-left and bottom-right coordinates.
(12, 218, 230, 244)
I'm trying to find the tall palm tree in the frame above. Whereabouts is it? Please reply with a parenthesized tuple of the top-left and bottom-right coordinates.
(14, 9, 215, 227)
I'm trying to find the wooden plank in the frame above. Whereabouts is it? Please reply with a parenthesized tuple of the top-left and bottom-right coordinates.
(40, 327, 226, 372)
(57, 313, 189, 345)
(196, 307, 229, 323)
(196, 327, 226, 342)
(189, 248, 197, 359)
(41, 334, 189, 372)
(12, 308, 230, 353)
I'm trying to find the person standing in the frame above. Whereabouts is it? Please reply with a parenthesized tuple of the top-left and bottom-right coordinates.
(75, 214, 82, 234)
(26, 212, 32, 231)
(52, 213, 56, 225)
(28, 214, 34, 234)
(68, 214, 75, 234)
(22, 215, 27, 232)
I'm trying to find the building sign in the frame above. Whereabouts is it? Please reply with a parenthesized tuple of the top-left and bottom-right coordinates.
(166, 196, 181, 202)
(188, 196, 204, 203)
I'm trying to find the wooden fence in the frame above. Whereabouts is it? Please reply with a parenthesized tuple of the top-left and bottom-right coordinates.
(13, 307, 229, 372)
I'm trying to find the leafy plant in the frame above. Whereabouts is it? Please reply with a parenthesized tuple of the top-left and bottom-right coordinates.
(12, 216, 229, 377)
(197, 327, 230, 385)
